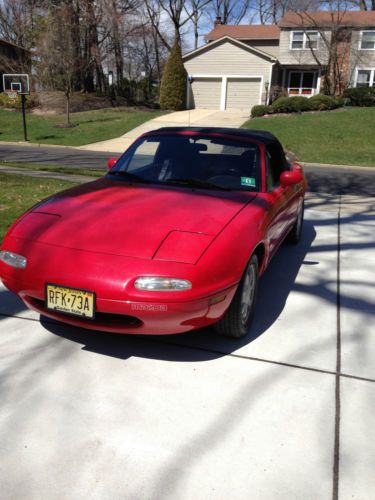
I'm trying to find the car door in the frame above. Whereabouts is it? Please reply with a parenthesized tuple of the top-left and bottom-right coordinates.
(263, 143, 296, 255)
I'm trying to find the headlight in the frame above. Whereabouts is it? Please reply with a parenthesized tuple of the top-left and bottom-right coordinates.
(0, 250, 27, 269)
(134, 277, 192, 291)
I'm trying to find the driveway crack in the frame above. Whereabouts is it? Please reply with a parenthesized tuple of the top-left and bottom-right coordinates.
(332, 193, 342, 500)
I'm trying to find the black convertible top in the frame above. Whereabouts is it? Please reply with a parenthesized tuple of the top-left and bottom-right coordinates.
(154, 127, 280, 145)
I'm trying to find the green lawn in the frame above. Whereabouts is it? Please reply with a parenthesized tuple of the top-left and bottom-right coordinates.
(0, 107, 165, 146)
(0, 173, 77, 242)
(242, 107, 375, 167)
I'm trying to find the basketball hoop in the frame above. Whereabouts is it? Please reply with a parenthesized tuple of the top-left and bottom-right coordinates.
(5, 90, 18, 100)
(2, 74, 30, 141)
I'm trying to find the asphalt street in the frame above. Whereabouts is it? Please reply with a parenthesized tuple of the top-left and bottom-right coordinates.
(1, 143, 375, 195)
(0, 143, 115, 169)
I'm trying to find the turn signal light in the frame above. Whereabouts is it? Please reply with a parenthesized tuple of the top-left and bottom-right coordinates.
(0, 250, 27, 269)
(134, 277, 192, 291)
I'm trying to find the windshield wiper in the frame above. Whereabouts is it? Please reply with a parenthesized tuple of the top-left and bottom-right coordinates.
(108, 170, 150, 183)
(164, 178, 231, 191)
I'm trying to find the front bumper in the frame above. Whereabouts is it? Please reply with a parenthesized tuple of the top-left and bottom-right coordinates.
(0, 238, 237, 335)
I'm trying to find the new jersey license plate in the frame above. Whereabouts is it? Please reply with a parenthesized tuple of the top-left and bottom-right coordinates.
(46, 284, 95, 319)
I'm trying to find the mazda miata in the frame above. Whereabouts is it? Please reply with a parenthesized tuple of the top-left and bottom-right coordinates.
(0, 127, 306, 338)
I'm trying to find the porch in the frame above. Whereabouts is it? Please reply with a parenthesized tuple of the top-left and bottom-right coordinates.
(280, 67, 322, 97)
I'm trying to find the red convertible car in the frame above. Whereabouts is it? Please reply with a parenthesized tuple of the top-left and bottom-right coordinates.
(0, 128, 306, 338)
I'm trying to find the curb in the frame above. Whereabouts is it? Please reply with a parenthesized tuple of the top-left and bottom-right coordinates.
(0, 166, 95, 184)
(301, 162, 375, 172)
(0, 141, 79, 150)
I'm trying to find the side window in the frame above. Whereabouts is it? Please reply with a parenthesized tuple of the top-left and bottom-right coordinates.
(266, 143, 289, 191)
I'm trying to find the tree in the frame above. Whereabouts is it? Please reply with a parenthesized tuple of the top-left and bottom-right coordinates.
(144, 0, 211, 48)
(188, 0, 210, 49)
(36, 3, 81, 125)
(0, 0, 38, 76)
(284, 8, 365, 95)
(207, 0, 251, 24)
(159, 42, 187, 110)
(350, 0, 375, 10)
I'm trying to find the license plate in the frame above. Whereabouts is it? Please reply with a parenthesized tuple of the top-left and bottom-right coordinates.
(46, 284, 95, 319)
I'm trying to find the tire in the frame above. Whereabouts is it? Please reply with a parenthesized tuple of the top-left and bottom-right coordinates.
(287, 199, 304, 244)
(214, 254, 259, 339)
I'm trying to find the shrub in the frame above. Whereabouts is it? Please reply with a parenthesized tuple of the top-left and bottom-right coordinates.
(271, 96, 312, 113)
(334, 96, 345, 108)
(271, 96, 292, 113)
(309, 94, 339, 111)
(0, 92, 40, 110)
(288, 96, 313, 112)
(269, 85, 287, 103)
(343, 87, 375, 106)
(160, 42, 187, 111)
(251, 104, 272, 117)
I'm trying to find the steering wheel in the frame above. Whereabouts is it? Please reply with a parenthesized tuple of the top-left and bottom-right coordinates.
(226, 168, 242, 176)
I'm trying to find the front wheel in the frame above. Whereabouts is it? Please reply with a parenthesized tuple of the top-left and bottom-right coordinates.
(214, 254, 259, 338)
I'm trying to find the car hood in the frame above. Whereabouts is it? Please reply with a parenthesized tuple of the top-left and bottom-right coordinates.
(11, 178, 257, 262)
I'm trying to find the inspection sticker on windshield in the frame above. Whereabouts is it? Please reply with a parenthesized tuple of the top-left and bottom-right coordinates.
(241, 177, 256, 187)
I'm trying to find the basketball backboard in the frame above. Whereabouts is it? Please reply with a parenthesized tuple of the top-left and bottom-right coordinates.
(3, 74, 30, 95)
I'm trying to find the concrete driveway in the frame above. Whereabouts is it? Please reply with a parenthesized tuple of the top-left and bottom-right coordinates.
(78, 109, 250, 153)
(0, 193, 374, 499)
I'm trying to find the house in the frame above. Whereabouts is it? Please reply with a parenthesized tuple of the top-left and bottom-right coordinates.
(0, 39, 31, 92)
(183, 11, 375, 111)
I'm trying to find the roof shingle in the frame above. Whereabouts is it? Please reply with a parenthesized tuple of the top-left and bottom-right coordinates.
(279, 10, 375, 28)
(206, 24, 280, 41)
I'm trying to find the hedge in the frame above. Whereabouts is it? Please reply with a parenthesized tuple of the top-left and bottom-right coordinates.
(251, 94, 343, 117)
(251, 105, 271, 117)
(309, 94, 339, 110)
(343, 87, 375, 106)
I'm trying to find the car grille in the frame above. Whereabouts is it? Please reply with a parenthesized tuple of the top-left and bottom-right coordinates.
(26, 296, 143, 328)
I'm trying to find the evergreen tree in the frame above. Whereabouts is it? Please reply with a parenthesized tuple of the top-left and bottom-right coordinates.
(159, 43, 187, 110)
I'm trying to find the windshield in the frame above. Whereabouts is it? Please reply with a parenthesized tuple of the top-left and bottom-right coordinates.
(108, 134, 261, 191)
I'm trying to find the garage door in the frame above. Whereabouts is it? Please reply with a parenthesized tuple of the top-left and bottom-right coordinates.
(191, 78, 221, 109)
(226, 78, 261, 110)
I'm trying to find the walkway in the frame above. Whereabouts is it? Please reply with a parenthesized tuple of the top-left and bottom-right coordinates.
(78, 109, 250, 152)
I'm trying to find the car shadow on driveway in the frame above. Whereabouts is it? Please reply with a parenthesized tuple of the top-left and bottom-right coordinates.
(0, 288, 28, 318)
(40, 220, 317, 362)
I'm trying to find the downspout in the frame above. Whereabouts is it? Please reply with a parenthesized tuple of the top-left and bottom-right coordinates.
(267, 62, 276, 104)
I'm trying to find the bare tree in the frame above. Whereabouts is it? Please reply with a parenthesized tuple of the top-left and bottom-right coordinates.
(206, 0, 251, 24)
(348, 0, 375, 10)
(36, 2, 81, 124)
(144, 0, 211, 48)
(0, 0, 36, 76)
(103, 0, 140, 87)
(0, 0, 33, 47)
(287, 8, 365, 95)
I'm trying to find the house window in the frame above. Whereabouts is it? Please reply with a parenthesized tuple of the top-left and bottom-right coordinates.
(288, 71, 317, 96)
(356, 69, 375, 87)
(291, 31, 319, 50)
(360, 31, 375, 50)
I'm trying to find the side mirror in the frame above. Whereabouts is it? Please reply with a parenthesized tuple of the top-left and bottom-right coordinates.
(292, 162, 303, 173)
(280, 170, 303, 187)
(107, 157, 119, 170)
